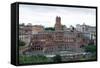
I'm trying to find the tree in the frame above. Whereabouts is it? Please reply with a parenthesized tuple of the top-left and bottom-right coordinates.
(84, 45, 96, 53)
(62, 25, 66, 30)
(45, 27, 55, 31)
(19, 40, 25, 46)
(84, 44, 96, 60)
(52, 55, 62, 62)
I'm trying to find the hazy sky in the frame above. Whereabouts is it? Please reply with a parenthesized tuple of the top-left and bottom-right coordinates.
(19, 4, 96, 27)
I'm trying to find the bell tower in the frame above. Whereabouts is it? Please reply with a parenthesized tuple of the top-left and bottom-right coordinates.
(55, 16, 62, 31)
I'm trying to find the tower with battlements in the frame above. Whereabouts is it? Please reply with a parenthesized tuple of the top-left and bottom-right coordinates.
(55, 16, 62, 31)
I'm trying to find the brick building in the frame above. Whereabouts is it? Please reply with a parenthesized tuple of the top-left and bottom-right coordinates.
(19, 16, 89, 55)
(30, 31, 85, 55)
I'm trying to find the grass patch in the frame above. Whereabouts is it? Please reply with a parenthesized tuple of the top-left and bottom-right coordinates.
(19, 55, 51, 64)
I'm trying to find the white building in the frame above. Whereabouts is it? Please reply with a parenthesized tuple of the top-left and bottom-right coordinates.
(76, 23, 96, 40)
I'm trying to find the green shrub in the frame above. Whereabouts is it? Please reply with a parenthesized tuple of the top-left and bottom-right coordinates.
(52, 55, 62, 62)
(19, 40, 25, 46)
(19, 55, 50, 64)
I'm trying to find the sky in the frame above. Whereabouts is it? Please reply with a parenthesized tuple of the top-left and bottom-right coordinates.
(19, 4, 96, 27)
